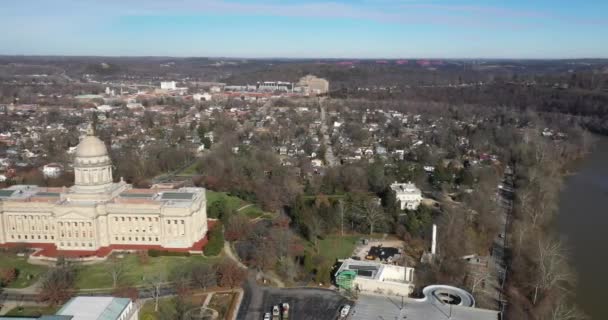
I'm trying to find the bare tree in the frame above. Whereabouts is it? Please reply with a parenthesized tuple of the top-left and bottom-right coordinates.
(145, 273, 166, 312)
(551, 298, 587, 320)
(534, 239, 572, 305)
(354, 198, 385, 235)
(107, 255, 125, 288)
(191, 263, 217, 291)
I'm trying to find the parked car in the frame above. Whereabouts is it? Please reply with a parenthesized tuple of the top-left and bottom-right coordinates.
(340, 305, 351, 318)
(263, 312, 271, 320)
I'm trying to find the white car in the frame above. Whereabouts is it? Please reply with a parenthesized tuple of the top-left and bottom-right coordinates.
(263, 312, 271, 320)
(340, 305, 351, 318)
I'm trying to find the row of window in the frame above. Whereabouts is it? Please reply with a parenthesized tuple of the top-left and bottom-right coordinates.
(58, 221, 93, 227)
(114, 216, 159, 222)
(60, 242, 93, 248)
(10, 234, 55, 240)
(60, 231, 93, 238)
(114, 236, 159, 242)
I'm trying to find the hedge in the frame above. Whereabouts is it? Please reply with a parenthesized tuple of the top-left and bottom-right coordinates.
(204, 223, 224, 256)
(147, 249, 190, 257)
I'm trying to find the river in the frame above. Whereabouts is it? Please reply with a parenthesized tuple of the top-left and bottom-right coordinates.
(558, 134, 608, 320)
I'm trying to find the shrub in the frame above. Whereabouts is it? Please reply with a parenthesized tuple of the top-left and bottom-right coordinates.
(147, 249, 190, 257)
(204, 223, 224, 256)
(0, 267, 17, 286)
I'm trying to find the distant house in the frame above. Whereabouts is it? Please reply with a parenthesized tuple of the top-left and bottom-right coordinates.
(42, 163, 63, 179)
(390, 181, 423, 210)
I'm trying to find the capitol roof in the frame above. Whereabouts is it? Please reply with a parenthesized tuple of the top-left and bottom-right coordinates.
(75, 135, 108, 158)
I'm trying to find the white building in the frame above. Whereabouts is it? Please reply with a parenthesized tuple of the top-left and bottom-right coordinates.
(42, 163, 63, 179)
(0, 296, 138, 320)
(193, 93, 212, 101)
(390, 181, 422, 210)
(57, 296, 138, 320)
(336, 258, 415, 296)
(0, 125, 208, 256)
(296, 75, 329, 95)
(160, 81, 177, 90)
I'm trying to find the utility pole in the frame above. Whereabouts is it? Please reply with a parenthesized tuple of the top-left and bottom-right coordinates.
(339, 199, 344, 236)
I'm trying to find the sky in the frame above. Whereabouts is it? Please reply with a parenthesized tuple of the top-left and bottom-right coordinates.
(0, 0, 607, 59)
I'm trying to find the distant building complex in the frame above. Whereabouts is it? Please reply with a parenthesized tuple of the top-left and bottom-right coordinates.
(296, 75, 330, 95)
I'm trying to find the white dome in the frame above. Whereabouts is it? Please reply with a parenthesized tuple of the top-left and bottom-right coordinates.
(75, 135, 108, 158)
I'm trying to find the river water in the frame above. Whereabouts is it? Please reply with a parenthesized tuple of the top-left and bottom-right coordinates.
(558, 134, 608, 320)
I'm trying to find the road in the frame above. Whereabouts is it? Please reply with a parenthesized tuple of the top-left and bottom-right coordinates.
(492, 167, 514, 314)
(319, 99, 337, 167)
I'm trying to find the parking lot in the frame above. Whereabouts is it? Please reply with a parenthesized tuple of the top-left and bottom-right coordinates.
(238, 275, 350, 320)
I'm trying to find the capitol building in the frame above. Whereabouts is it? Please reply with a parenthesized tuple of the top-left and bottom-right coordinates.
(0, 126, 208, 258)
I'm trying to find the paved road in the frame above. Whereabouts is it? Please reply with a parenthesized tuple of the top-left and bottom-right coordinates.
(319, 100, 337, 167)
(492, 168, 514, 313)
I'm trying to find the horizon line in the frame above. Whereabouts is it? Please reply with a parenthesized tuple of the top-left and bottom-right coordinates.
(1, 54, 607, 61)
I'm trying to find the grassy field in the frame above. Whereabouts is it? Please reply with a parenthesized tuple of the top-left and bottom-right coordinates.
(139, 297, 177, 320)
(316, 235, 361, 262)
(75, 254, 218, 289)
(206, 190, 272, 220)
(206, 190, 245, 212)
(4, 306, 58, 317)
(0, 253, 48, 288)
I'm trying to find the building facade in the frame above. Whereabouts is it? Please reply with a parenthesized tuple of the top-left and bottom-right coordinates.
(390, 181, 423, 210)
(0, 127, 208, 254)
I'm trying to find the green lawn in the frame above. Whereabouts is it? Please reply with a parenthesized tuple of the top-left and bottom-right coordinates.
(75, 254, 218, 289)
(139, 297, 177, 320)
(4, 306, 58, 317)
(206, 190, 245, 212)
(206, 190, 272, 220)
(177, 162, 199, 176)
(0, 253, 48, 288)
(239, 206, 264, 219)
(316, 235, 361, 262)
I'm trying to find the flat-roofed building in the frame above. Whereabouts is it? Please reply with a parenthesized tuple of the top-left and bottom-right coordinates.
(0, 296, 139, 320)
(335, 258, 415, 296)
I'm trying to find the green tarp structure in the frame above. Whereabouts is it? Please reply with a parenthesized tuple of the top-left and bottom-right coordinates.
(336, 270, 357, 290)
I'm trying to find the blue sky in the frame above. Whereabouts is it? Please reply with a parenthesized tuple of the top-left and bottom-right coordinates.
(1, 0, 607, 58)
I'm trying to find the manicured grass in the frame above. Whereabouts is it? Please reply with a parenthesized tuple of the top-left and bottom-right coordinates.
(0, 253, 48, 288)
(206, 190, 272, 220)
(139, 297, 176, 320)
(316, 235, 361, 262)
(4, 306, 58, 317)
(206, 190, 245, 212)
(240, 206, 264, 219)
(75, 254, 218, 289)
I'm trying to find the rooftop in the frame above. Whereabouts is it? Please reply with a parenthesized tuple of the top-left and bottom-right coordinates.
(57, 296, 131, 320)
(351, 294, 499, 320)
